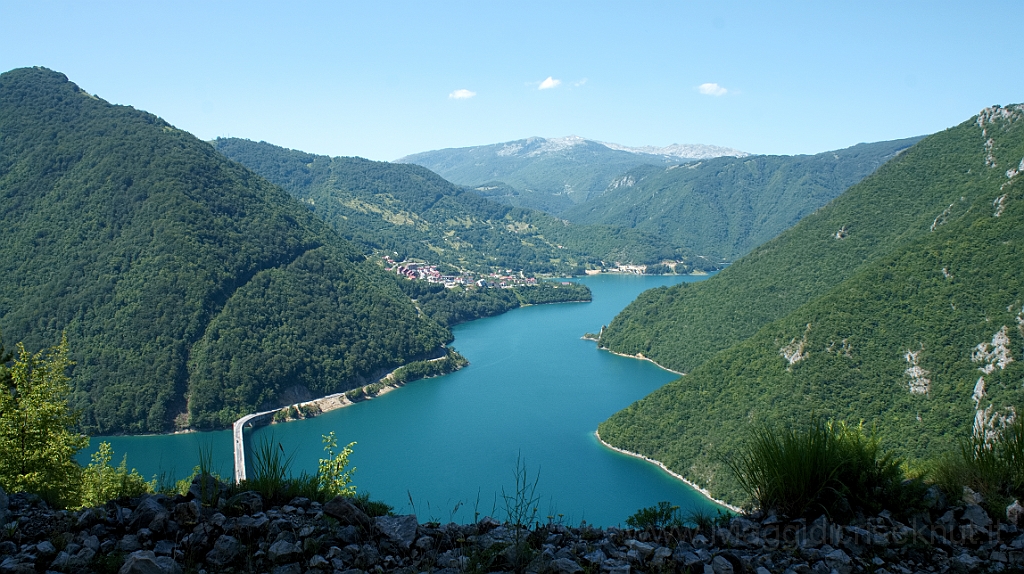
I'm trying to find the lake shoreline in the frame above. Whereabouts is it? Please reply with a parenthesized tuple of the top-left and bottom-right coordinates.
(104, 298, 591, 439)
(583, 342, 684, 376)
(257, 352, 462, 425)
(93, 274, 718, 525)
(594, 430, 742, 513)
(518, 298, 590, 308)
(96, 354, 457, 440)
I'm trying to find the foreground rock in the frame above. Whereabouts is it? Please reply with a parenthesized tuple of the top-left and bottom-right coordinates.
(0, 480, 1019, 573)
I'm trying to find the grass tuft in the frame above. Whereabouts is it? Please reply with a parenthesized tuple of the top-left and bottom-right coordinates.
(235, 433, 319, 504)
(933, 416, 1024, 513)
(232, 431, 364, 506)
(726, 417, 905, 519)
(351, 491, 394, 517)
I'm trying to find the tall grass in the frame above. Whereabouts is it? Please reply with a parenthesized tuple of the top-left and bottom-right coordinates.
(233, 432, 361, 506)
(248, 435, 292, 493)
(727, 418, 905, 519)
(933, 416, 1024, 512)
(236, 434, 318, 504)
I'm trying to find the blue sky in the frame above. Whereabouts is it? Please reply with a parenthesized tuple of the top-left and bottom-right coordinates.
(2, 1, 1020, 161)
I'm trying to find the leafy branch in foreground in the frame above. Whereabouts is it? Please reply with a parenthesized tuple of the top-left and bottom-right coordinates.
(318, 431, 356, 498)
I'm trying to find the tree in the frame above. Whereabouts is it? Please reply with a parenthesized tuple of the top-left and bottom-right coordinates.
(0, 334, 89, 507)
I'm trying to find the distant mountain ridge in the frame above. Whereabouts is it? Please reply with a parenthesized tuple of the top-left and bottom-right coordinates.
(399, 136, 918, 265)
(596, 140, 749, 160)
(397, 136, 745, 214)
(398, 135, 747, 163)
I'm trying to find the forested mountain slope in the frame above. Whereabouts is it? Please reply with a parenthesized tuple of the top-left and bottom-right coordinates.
(598, 105, 1024, 505)
(562, 137, 922, 261)
(598, 122, 988, 374)
(0, 67, 451, 433)
(396, 136, 745, 214)
(213, 138, 687, 271)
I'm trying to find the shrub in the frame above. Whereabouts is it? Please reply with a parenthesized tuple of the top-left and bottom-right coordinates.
(79, 442, 154, 508)
(500, 455, 541, 574)
(727, 418, 905, 519)
(684, 506, 721, 534)
(170, 444, 225, 504)
(502, 454, 540, 528)
(625, 501, 683, 529)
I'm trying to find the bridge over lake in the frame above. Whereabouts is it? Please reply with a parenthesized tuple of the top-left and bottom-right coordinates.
(232, 410, 276, 483)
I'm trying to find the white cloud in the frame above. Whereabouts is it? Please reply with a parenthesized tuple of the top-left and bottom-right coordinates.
(574, 78, 588, 87)
(539, 76, 561, 90)
(448, 89, 476, 99)
(697, 83, 728, 96)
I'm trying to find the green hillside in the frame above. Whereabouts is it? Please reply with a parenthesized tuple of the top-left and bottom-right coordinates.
(213, 138, 688, 271)
(0, 67, 451, 433)
(598, 124, 988, 374)
(563, 138, 922, 261)
(467, 180, 581, 215)
(598, 105, 1024, 505)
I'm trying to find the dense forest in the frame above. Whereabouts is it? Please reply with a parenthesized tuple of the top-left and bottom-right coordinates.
(562, 137, 923, 261)
(395, 278, 591, 327)
(0, 67, 452, 433)
(598, 105, 1024, 504)
(213, 138, 685, 271)
(598, 125, 984, 374)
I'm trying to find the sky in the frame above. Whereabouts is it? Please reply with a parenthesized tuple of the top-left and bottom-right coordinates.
(2, 1, 1021, 162)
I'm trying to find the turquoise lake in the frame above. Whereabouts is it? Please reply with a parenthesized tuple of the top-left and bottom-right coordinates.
(82, 273, 723, 526)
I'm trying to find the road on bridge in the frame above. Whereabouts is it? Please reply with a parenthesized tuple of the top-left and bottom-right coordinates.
(232, 410, 275, 483)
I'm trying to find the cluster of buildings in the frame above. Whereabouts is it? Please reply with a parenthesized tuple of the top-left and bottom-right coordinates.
(585, 264, 651, 275)
(613, 264, 647, 274)
(383, 256, 539, 289)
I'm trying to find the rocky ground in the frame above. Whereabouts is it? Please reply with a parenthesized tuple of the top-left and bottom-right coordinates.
(0, 480, 1022, 574)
